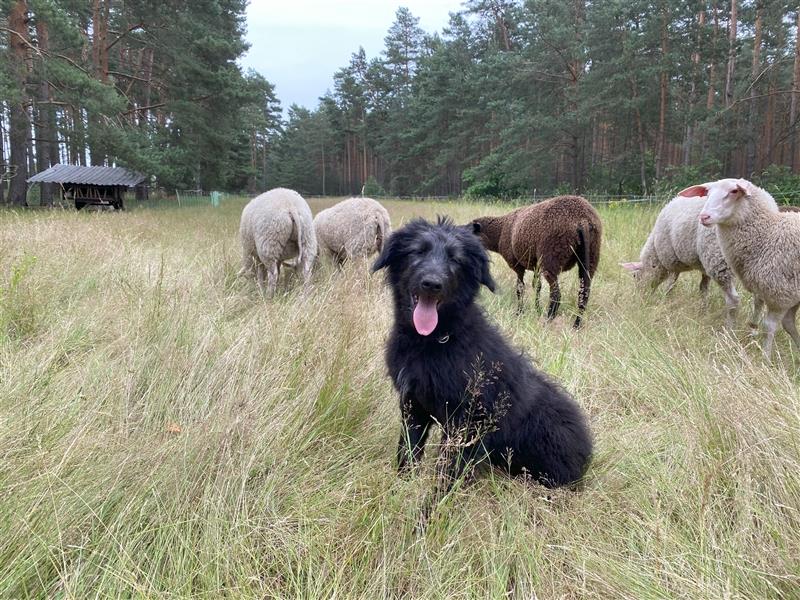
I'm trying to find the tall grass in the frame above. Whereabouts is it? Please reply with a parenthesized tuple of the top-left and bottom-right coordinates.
(0, 198, 798, 598)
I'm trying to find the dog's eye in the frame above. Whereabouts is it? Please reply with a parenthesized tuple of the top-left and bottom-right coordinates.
(415, 242, 431, 254)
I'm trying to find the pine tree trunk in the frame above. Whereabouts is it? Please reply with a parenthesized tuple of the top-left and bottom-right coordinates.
(630, 77, 648, 193)
(764, 81, 775, 164)
(89, 0, 110, 165)
(139, 47, 154, 129)
(247, 129, 256, 194)
(724, 0, 737, 109)
(0, 102, 5, 204)
(69, 106, 87, 166)
(745, 3, 762, 176)
(8, 0, 30, 206)
(790, 10, 800, 173)
(35, 17, 55, 205)
(707, 2, 719, 111)
(683, 11, 704, 165)
(655, 4, 669, 180)
(91, 0, 109, 84)
(321, 143, 326, 196)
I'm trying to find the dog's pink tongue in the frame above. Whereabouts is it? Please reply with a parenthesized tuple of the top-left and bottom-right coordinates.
(413, 297, 438, 336)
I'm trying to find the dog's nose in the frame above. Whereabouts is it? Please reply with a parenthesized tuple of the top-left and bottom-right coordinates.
(421, 278, 444, 293)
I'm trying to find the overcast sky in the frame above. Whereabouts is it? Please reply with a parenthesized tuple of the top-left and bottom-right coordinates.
(241, 0, 462, 112)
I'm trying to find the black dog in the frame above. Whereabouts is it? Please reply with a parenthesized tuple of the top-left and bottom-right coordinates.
(372, 217, 592, 503)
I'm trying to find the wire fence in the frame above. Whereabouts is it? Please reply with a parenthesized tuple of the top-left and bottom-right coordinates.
(125, 188, 800, 211)
(133, 190, 231, 210)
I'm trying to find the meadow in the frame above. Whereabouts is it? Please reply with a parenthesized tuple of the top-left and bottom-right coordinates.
(0, 197, 799, 599)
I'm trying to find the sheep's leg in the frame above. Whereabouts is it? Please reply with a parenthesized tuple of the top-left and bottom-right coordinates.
(761, 309, 785, 362)
(255, 262, 267, 292)
(533, 271, 543, 313)
(544, 271, 561, 320)
(292, 258, 303, 283)
(575, 266, 592, 329)
(335, 252, 346, 271)
(301, 257, 314, 286)
(781, 304, 800, 350)
(240, 254, 256, 278)
(515, 268, 526, 313)
(699, 273, 710, 297)
(749, 296, 765, 336)
(662, 272, 679, 295)
(717, 280, 740, 329)
(265, 261, 279, 298)
(644, 265, 667, 293)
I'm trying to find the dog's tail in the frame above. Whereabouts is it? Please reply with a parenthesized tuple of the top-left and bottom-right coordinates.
(574, 223, 594, 328)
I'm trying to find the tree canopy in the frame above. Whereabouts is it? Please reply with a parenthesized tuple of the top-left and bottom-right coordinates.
(3, 1, 800, 202)
(267, 2, 800, 198)
(0, 0, 282, 204)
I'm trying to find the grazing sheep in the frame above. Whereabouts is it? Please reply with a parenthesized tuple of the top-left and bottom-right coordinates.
(472, 195, 602, 328)
(686, 178, 799, 359)
(620, 194, 745, 327)
(313, 197, 391, 266)
(239, 188, 316, 296)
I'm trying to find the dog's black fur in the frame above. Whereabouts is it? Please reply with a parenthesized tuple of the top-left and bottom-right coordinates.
(373, 217, 592, 497)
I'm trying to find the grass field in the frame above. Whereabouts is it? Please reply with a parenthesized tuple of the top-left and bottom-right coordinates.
(1, 197, 799, 598)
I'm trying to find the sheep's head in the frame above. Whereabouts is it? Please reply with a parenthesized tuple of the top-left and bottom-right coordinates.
(620, 261, 644, 281)
(620, 260, 653, 286)
(470, 217, 500, 252)
(679, 178, 754, 227)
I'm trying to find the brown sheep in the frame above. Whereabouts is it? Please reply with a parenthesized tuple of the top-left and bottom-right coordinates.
(471, 195, 602, 328)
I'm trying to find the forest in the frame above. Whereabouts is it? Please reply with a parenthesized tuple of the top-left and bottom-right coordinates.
(2, 1, 800, 202)
(0, 0, 282, 205)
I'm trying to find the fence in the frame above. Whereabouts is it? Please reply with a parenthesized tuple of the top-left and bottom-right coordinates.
(130, 189, 800, 211)
(133, 190, 230, 210)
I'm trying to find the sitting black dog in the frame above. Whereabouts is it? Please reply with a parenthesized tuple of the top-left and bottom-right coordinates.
(372, 217, 592, 502)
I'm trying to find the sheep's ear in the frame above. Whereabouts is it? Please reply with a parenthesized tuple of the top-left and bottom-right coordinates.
(735, 179, 753, 196)
(472, 221, 482, 235)
(678, 185, 708, 198)
(620, 261, 642, 273)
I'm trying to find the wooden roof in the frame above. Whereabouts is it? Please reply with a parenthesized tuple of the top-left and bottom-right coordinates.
(28, 164, 146, 187)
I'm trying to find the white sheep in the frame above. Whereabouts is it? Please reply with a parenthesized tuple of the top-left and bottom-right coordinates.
(313, 197, 391, 266)
(621, 194, 741, 326)
(239, 188, 317, 296)
(685, 178, 796, 359)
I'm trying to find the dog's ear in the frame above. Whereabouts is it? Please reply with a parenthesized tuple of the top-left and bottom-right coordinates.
(481, 261, 497, 293)
(372, 232, 397, 272)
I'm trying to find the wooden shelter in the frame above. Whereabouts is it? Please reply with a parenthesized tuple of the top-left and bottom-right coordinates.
(27, 164, 147, 210)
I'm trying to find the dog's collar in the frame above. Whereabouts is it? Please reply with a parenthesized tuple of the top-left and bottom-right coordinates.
(437, 333, 450, 344)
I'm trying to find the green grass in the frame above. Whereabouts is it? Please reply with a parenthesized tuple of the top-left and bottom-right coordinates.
(0, 197, 799, 598)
